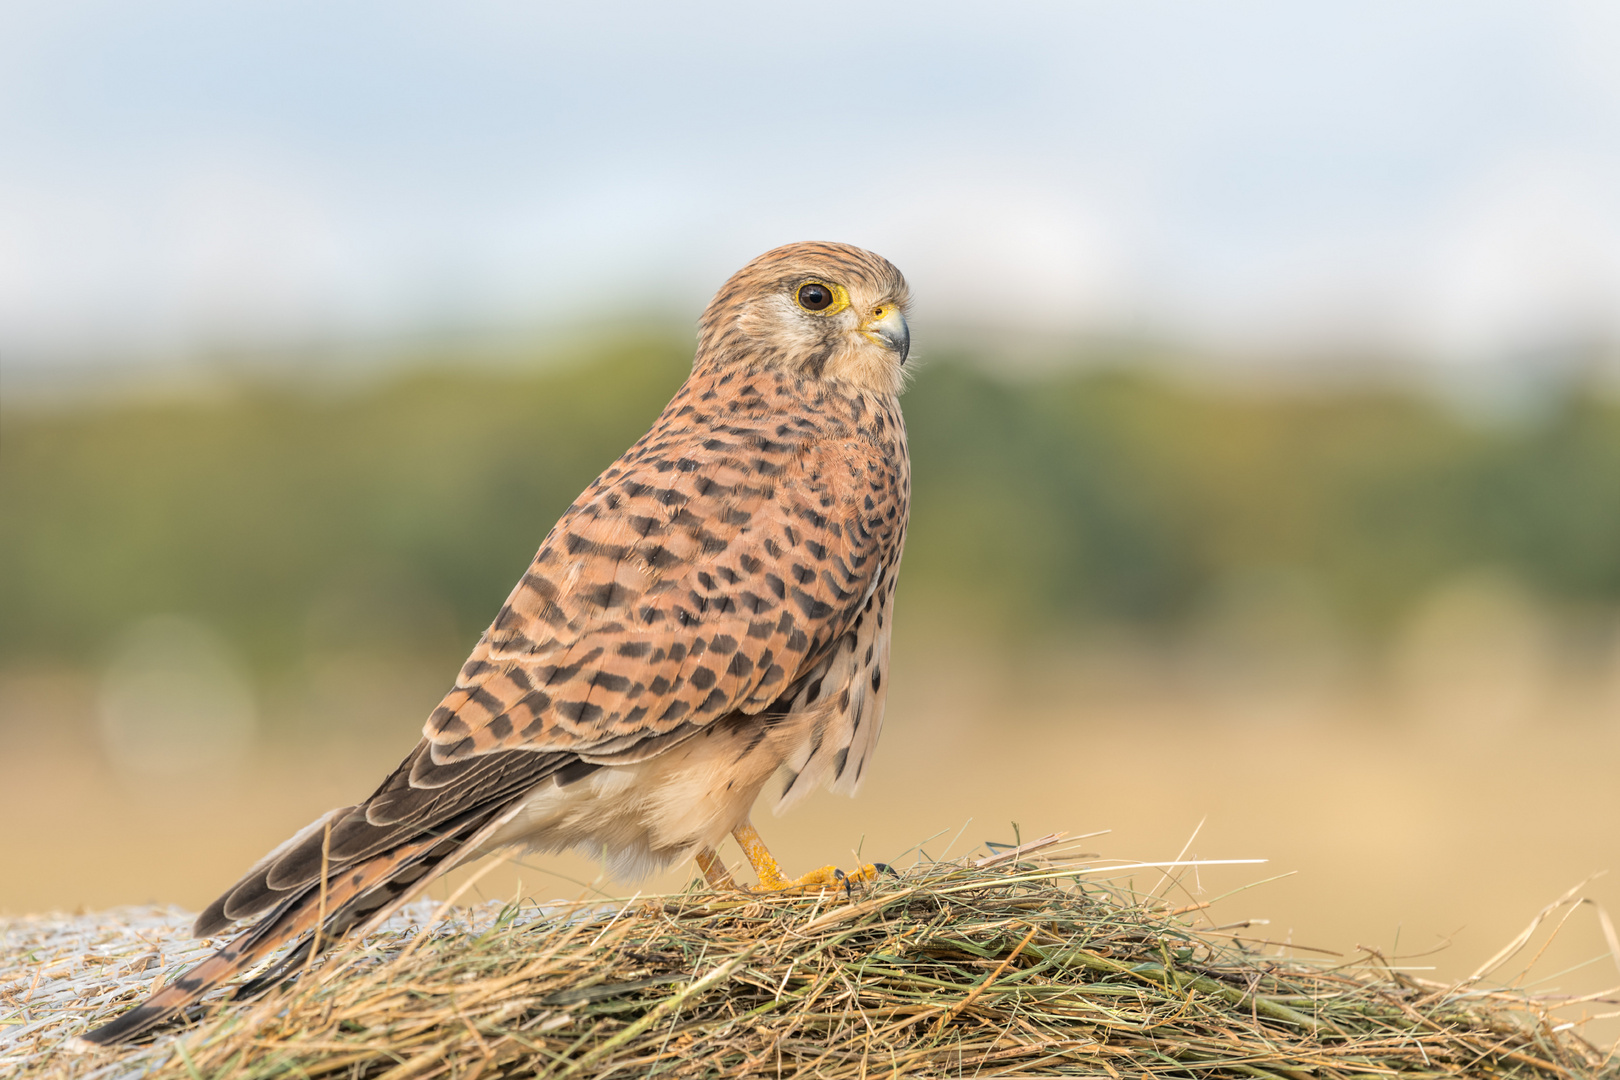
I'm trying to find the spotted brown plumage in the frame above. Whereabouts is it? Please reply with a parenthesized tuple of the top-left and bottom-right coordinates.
(425, 358, 906, 767)
(81, 241, 913, 1046)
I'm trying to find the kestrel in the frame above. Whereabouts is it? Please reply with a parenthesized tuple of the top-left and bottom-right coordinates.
(84, 241, 913, 1045)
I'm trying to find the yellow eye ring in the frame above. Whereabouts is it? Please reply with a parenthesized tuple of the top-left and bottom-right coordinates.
(795, 280, 851, 316)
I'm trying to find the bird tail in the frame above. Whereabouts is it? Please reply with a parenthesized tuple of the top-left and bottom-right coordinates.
(79, 802, 521, 1046)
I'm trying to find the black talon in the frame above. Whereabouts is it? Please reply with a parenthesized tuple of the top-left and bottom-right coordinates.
(875, 862, 897, 877)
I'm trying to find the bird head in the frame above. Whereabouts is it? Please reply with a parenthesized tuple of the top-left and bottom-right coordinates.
(697, 241, 911, 395)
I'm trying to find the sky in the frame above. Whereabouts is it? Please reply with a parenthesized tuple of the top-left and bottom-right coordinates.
(2, 0, 1619, 379)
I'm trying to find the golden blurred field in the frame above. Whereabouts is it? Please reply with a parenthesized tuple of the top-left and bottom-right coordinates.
(6, 634, 1618, 1035)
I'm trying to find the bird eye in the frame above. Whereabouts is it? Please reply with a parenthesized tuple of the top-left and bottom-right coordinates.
(797, 283, 833, 311)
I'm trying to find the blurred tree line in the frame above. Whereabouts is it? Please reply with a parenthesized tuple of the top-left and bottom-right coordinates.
(4, 337, 1619, 681)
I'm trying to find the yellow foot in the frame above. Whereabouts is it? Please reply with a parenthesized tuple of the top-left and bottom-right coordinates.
(728, 817, 892, 895)
(747, 861, 886, 894)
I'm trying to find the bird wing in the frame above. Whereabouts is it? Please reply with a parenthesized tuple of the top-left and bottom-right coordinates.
(192, 742, 573, 936)
(422, 407, 907, 767)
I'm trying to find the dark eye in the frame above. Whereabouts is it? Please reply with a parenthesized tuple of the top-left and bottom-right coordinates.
(797, 283, 833, 311)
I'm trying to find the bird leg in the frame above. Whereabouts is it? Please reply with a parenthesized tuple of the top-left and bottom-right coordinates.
(694, 846, 737, 890)
(730, 816, 884, 893)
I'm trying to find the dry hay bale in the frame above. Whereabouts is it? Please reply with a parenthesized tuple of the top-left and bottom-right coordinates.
(4, 842, 1618, 1079)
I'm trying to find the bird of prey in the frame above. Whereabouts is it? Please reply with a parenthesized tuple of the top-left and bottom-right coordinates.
(83, 241, 913, 1045)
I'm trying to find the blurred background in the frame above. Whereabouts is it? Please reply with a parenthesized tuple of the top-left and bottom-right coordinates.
(3, 0, 1619, 1036)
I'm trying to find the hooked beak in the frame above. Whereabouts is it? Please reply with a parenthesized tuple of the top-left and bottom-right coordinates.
(861, 306, 910, 364)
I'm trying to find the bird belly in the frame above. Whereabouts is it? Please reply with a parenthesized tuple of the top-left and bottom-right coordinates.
(484, 711, 816, 881)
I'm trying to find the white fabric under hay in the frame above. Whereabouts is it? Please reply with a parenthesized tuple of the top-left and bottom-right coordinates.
(0, 901, 532, 1079)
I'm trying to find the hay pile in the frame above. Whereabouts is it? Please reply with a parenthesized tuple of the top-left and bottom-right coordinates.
(5, 839, 1617, 1079)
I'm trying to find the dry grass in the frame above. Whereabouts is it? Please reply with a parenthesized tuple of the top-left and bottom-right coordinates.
(5, 839, 1619, 1079)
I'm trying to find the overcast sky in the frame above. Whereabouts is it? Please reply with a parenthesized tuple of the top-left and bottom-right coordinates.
(3, 1, 1619, 376)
